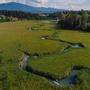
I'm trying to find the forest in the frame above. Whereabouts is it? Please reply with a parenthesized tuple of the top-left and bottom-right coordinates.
(56, 10, 90, 31)
(0, 10, 90, 31)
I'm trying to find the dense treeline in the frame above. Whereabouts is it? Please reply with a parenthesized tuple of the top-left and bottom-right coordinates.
(56, 10, 90, 31)
(0, 10, 90, 32)
(0, 10, 48, 22)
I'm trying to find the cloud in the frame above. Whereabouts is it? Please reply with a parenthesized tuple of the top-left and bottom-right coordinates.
(0, 0, 48, 5)
(35, 0, 48, 5)
(46, 0, 90, 10)
(0, 0, 48, 7)
(0, 0, 89, 10)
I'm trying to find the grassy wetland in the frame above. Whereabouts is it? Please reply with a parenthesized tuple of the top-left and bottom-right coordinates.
(0, 20, 90, 90)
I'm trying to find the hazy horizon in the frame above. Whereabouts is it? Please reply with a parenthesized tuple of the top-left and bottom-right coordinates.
(0, 0, 90, 10)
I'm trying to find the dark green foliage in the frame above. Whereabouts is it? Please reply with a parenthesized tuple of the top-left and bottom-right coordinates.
(80, 10, 88, 30)
(0, 16, 10, 23)
(0, 55, 3, 64)
(0, 10, 49, 21)
(57, 10, 90, 32)
(0, 71, 10, 90)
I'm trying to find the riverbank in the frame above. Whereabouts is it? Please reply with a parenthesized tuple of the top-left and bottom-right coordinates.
(20, 52, 90, 87)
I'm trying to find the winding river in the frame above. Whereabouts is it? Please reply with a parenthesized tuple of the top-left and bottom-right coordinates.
(19, 52, 90, 87)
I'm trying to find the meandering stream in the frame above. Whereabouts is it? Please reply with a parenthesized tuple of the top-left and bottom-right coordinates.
(20, 52, 90, 87)
(41, 37, 85, 54)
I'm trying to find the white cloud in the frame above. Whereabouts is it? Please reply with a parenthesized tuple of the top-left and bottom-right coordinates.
(0, 0, 89, 10)
(0, 0, 25, 4)
(0, 0, 48, 5)
(46, 0, 90, 10)
(35, 0, 48, 5)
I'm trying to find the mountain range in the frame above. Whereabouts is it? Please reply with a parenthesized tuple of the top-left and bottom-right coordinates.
(0, 2, 63, 13)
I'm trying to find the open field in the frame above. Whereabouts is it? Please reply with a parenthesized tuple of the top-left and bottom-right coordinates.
(0, 20, 90, 90)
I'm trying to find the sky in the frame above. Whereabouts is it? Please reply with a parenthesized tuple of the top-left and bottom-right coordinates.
(0, 0, 90, 10)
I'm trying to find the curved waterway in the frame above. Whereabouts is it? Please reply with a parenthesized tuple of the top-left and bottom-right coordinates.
(20, 52, 89, 87)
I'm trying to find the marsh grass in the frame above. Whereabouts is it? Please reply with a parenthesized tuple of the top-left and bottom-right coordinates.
(0, 20, 90, 90)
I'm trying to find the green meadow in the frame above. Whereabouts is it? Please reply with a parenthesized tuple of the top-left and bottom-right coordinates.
(0, 20, 90, 90)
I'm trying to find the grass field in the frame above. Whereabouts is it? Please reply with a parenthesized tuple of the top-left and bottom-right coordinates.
(0, 20, 90, 90)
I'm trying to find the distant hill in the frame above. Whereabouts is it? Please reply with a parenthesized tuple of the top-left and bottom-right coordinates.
(0, 2, 64, 13)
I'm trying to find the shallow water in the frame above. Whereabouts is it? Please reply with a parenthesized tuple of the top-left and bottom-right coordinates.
(20, 53, 89, 87)
(20, 53, 79, 87)
(49, 70, 78, 87)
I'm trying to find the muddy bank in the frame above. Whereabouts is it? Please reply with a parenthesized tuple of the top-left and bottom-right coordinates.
(20, 54, 29, 70)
